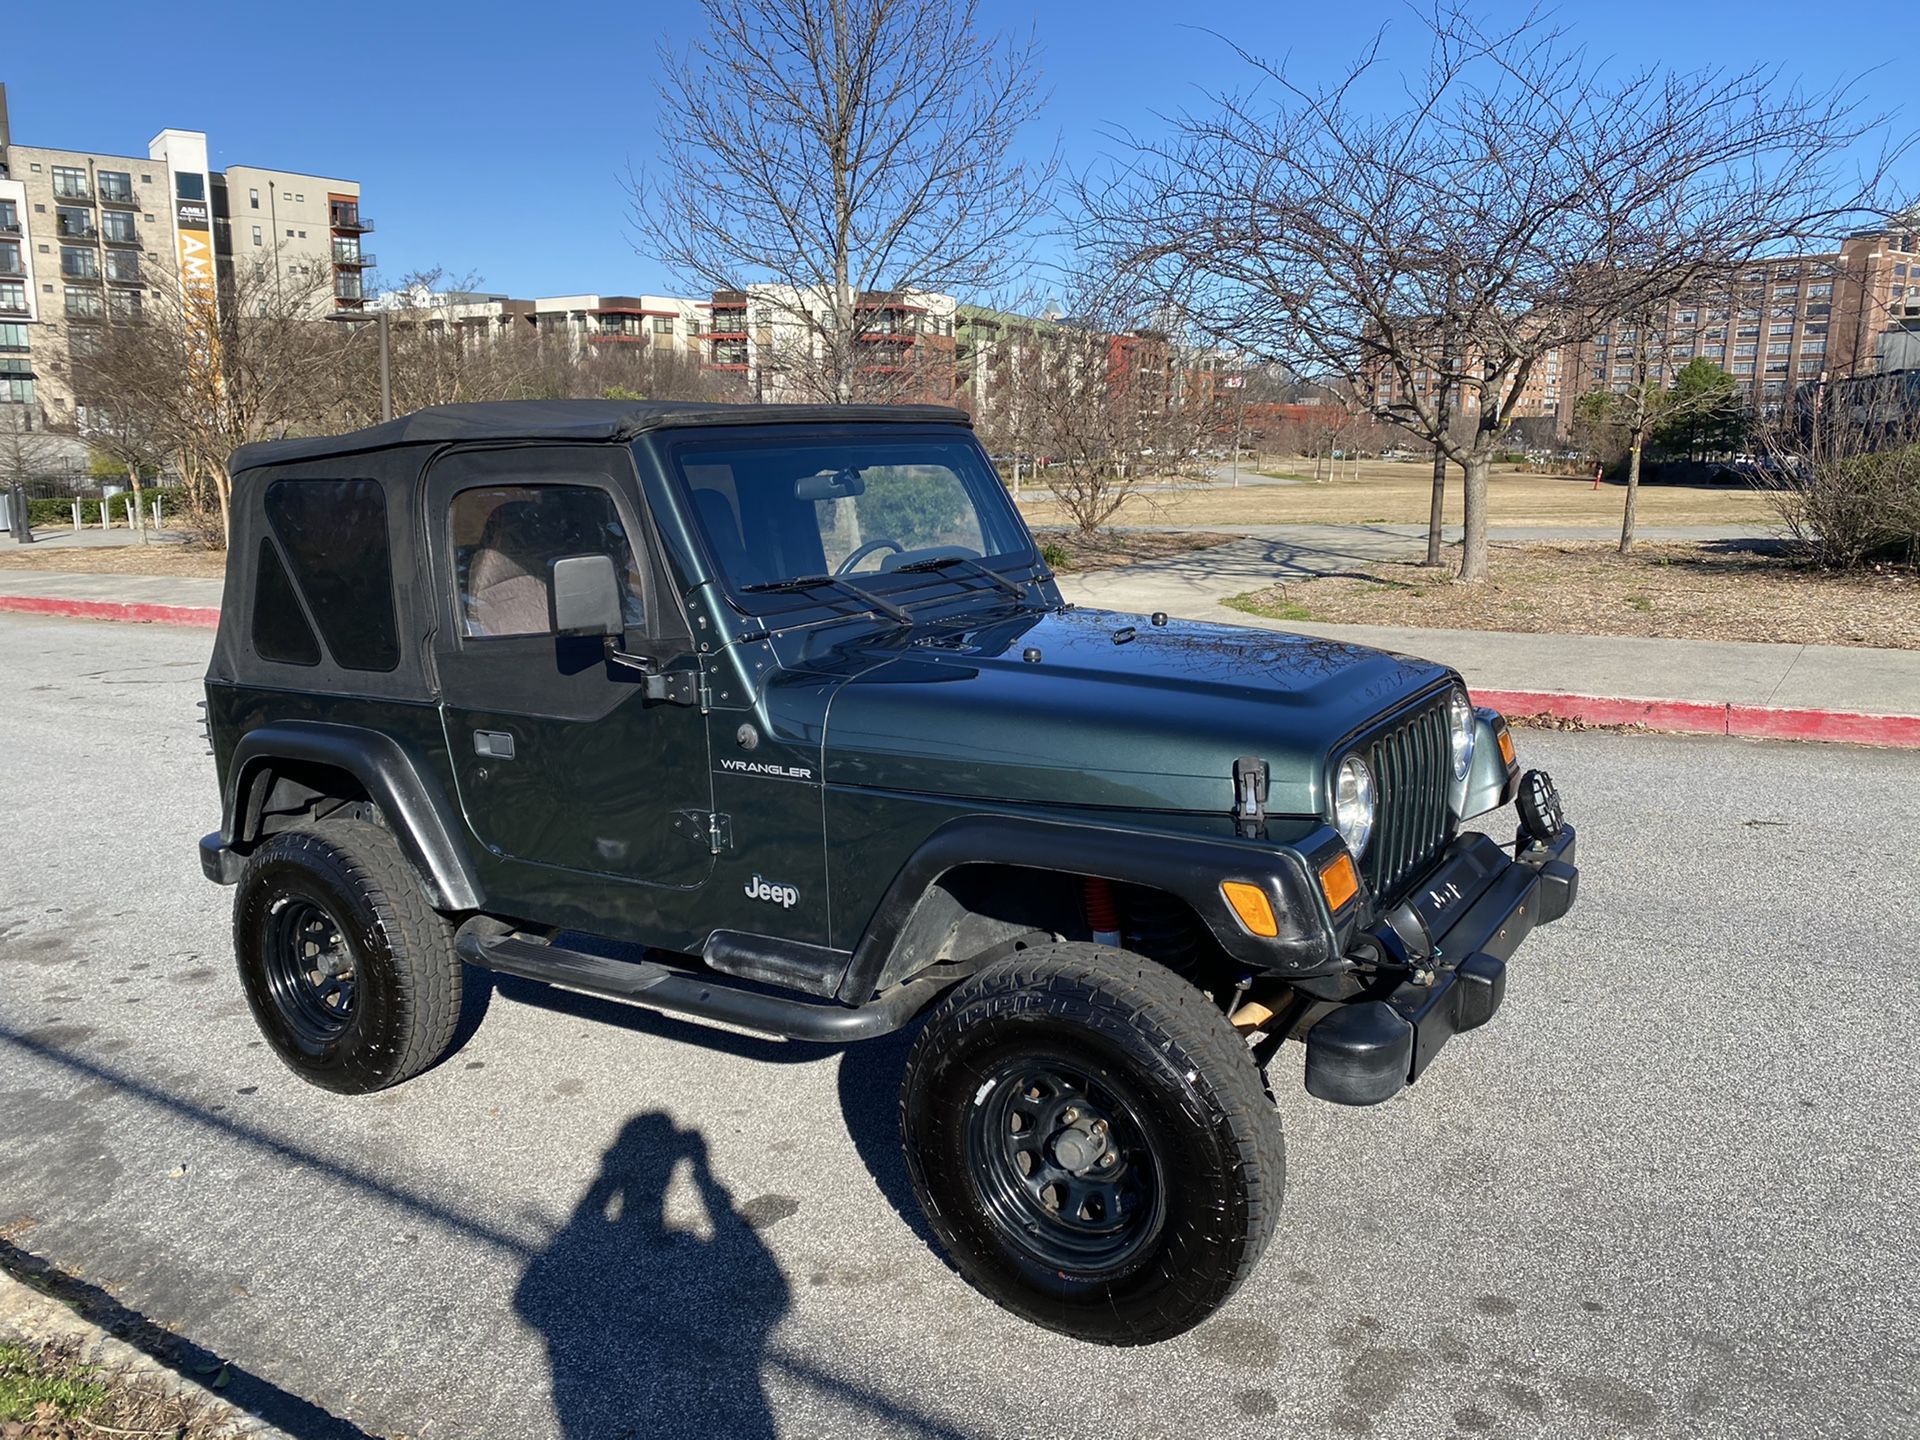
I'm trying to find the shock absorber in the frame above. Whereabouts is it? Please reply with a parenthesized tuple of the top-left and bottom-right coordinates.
(1083, 876, 1122, 948)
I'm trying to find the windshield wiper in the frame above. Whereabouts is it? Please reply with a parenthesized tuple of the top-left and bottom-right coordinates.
(738, 573, 912, 625)
(890, 554, 1027, 599)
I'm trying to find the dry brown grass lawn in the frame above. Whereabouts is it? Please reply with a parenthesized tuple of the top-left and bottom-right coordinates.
(1033, 528, 1242, 570)
(1225, 542, 1920, 650)
(1017, 462, 1778, 531)
(0, 543, 228, 579)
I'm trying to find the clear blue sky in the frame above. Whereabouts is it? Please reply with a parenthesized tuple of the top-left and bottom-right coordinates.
(3, 0, 1908, 298)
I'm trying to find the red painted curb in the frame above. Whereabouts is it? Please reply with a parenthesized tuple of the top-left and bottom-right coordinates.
(0, 594, 221, 629)
(1477, 687, 1920, 750)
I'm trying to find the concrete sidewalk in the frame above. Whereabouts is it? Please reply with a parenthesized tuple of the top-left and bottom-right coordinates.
(3, 555, 1917, 745)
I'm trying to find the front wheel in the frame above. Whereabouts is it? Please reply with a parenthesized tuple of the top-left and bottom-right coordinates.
(900, 943, 1285, 1345)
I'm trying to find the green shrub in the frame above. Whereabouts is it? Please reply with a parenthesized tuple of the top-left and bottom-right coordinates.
(25, 485, 188, 528)
(1039, 540, 1071, 570)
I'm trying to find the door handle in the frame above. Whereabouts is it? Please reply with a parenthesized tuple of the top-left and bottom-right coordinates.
(473, 730, 516, 760)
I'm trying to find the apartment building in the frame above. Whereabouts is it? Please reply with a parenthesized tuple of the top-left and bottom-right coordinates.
(530, 294, 708, 357)
(706, 284, 958, 401)
(1366, 342, 1565, 425)
(0, 83, 362, 427)
(1561, 220, 1920, 427)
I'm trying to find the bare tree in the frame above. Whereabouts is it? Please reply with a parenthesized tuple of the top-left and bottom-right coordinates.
(636, 0, 1053, 403)
(0, 405, 68, 540)
(1575, 349, 1744, 553)
(64, 247, 346, 544)
(1085, 5, 1899, 580)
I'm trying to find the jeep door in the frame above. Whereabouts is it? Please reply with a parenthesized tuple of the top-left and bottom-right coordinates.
(424, 443, 715, 899)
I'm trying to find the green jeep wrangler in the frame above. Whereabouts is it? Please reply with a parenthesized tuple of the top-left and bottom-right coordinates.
(200, 400, 1577, 1345)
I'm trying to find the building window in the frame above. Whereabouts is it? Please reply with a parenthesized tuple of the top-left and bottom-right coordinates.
(107, 290, 142, 321)
(1802, 338, 1826, 353)
(101, 212, 138, 244)
(250, 188, 260, 209)
(653, 315, 675, 335)
(1799, 356, 1825, 373)
(1807, 283, 1833, 298)
(51, 166, 91, 201)
(98, 171, 133, 203)
(0, 200, 16, 232)
(55, 207, 96, 240)
(0, 282, 26, 313)
(1806, 304, 1831, 319)
(1767, 342, 1791, 357)
(252, 226, 263, 246)
(105, 250, 140, 284)
(60, 246, 99, 280)
(0, 241, 19, 276)
(1771, 305, 1797, 320)
(0, 370, 33, 405)
(0, 323, 27, 351)
(286, 229, 294, 238)
(1734, 344, 1757, 357)
(1897, 264, 1909, 279)
(64, 288, 104, 318)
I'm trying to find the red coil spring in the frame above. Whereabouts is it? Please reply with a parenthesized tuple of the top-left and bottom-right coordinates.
(1083, 876, 1119, 935)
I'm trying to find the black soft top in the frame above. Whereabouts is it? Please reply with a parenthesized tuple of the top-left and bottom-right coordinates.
(230, 400, 972, 475)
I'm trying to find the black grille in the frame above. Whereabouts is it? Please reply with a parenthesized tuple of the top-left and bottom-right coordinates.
(1360, 696, 1454, 900)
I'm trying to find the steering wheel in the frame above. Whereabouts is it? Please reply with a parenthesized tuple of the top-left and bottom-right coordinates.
(836, 538, 904, 575)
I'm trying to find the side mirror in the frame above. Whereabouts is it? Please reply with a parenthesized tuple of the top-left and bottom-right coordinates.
(550, 553, 623, 638)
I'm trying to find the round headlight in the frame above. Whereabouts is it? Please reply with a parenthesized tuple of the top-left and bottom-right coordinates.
(1333, 754, 1375, 858)
(1448, 687, 1476, 781)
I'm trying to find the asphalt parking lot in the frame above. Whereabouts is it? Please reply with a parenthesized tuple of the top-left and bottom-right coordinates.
(0, 611, 1915, 1440)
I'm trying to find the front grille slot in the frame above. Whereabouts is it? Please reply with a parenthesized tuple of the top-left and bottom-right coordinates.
(1361, 698, 1453, 900)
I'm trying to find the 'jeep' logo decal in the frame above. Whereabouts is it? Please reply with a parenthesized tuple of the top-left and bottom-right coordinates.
(720, 758, 815, 781)
(745, 875, 800, 908)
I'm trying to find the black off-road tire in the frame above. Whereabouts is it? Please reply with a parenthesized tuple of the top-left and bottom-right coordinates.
(233, 820, 464, 1094)
(900, 943, 1285, 1346)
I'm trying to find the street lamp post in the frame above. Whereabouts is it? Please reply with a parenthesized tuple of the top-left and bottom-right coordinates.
(329, 308, 393, 422)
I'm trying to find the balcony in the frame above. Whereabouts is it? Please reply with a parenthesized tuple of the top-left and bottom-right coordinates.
(97, 189, 139, 210)
(0, 302, 29, 319)
(51, 185, 94, 205)
(0, 260, 23, 279)
(0, 220, 20, 237)
(102, 231, 142, 249)
(106, 271, 142, 288)
(61, 270, 102, 286)
(56, 224, 99, 242)
(332, 251, 375, 268)
(329, 211, 373, 233)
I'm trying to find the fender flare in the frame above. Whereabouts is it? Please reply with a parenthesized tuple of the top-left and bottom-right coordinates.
(837, 812, 1345, 1002)
(219, 720, 483, 912)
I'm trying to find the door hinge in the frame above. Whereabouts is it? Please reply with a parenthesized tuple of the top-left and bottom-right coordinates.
(698, 671, 714, 714)
(672, 809, 733, 853)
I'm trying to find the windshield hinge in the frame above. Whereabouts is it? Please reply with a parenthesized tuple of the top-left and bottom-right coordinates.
(706, 812, 733, 854)
(1233, 756, 1269, 839)
(697, 670, 714, 714)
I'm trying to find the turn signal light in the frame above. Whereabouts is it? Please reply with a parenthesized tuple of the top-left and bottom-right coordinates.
(1220, 882, 1279, 938)
(1498, 729, 1517, 765)
(1318, 853, 1360, 912)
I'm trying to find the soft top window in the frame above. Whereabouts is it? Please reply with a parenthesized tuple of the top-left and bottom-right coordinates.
(263, 478, 400, 672)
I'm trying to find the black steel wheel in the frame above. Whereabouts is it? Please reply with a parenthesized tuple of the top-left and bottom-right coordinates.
(233, 820, 465, 1093)
(964, 1059, 1164, 1276)
(260, 897, 357, 1046)
(901, 942, 1285, 1346)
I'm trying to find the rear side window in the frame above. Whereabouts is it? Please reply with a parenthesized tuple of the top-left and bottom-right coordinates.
(449, 484, 647, 639)
(250, 539, 322, 666)
(263, 479, 399, 671)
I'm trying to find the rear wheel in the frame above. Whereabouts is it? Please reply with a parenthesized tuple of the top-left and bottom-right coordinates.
(900, 943, 1284, 1345)
(233, 820, 464, 1093)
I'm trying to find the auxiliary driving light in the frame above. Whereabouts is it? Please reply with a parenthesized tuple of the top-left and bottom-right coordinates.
(1516, 769, 1565, 844)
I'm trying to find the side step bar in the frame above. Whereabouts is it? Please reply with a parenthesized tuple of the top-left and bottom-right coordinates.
(453, 921, 948, 1043)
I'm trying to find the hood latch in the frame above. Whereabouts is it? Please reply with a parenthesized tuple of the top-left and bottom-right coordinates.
(1233, 756, 1269, 839)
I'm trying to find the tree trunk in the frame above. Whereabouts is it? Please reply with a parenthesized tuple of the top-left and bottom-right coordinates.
(1457, 449, 1491, 582)
(1424, 440, 1447, 566)
(129, 462, 148, 546)
(1620, 439, 1643, 556)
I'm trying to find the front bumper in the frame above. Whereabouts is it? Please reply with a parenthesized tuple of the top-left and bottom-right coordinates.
(1303, 819, 1578, 1106)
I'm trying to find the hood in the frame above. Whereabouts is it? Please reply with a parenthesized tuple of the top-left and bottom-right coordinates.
(817, 607, 1449, 816)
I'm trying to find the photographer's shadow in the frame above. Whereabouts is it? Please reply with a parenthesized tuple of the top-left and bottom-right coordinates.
(514, 1112, 789, 1440)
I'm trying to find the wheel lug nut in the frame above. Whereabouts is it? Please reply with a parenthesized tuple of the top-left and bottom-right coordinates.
(1099, 1151, 1115, 1166)
(1061, 1107, 1079, 1125)
(1091, 1118, 1108, 1134)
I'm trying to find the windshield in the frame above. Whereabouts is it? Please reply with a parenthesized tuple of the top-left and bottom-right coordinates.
(660, 429, 1035, 610)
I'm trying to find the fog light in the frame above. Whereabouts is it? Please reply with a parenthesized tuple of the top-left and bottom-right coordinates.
(1516, 769, 1565, 843)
